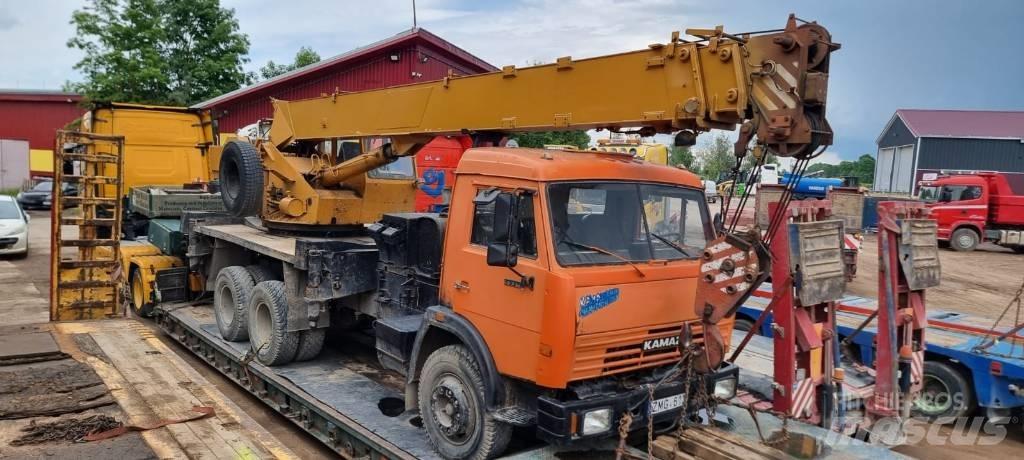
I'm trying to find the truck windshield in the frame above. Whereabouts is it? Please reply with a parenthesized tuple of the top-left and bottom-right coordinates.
(918, 185, 939, 202)
(548, 182, 710, 266)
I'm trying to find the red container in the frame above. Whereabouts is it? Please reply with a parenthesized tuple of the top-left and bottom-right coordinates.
(415, 136, 470, 212)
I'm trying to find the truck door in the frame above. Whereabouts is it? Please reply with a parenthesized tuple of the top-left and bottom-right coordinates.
(441, 185, 549, 379)
(934, 182, 987, 236)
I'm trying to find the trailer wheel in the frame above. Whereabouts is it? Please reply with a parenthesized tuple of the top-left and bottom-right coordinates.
(294, 328, 326, 362)
(129, 267, 154, 317)
(418, 345, 511, 460)
(913, 361, 976, 421)
(214, 266, 255, 341)
(247, 280, 299, 365)
(220, 141, 264, 217)
(950, 228, 979, 252)
(733, 318, 756, 334)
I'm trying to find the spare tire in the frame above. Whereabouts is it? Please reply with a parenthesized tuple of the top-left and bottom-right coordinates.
(220, 141, 263, 217)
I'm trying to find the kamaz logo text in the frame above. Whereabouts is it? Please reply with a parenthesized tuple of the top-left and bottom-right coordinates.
(642, 336, 679, 352)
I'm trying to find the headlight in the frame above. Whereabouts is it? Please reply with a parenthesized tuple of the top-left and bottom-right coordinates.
(0, 226, 23, 237)
(581, 408, 612, 435)
(714, 376, 737, 399)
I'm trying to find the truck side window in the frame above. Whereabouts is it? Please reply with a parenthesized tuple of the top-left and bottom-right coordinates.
(470, 191, 538, 258)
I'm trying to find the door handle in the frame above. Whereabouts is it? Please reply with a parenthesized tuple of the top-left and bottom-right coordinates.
(453, 281, 470, 291)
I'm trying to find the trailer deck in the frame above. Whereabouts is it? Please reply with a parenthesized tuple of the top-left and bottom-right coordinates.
(152, 301, 912, 459)
(736, 284, 1024, 413)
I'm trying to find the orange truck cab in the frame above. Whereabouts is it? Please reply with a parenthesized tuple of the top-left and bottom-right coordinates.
(401, 147, 738, 447)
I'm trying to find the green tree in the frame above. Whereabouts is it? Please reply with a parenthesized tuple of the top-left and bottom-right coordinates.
(510, 131, 591, 150)
(258, 46, 322, 80)
(669, 146, 695, 169)
(804, 154, 875, 185)
(698, 132, 737, 180)
(67, 0, 250, 106)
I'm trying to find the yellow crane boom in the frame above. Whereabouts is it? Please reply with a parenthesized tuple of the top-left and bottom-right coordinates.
(223, 15, 838, 228)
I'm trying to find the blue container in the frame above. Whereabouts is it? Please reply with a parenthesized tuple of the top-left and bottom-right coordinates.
(781, 173, 844, 199)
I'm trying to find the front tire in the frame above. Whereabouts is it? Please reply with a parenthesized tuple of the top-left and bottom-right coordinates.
(418, 345, 511, 460)
(950, 228, 979, 252)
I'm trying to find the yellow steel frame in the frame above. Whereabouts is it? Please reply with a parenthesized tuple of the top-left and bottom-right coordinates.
(256, 16, 835, 227)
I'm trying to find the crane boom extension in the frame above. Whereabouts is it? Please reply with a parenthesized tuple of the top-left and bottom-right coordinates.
(242, 15, 837, 229)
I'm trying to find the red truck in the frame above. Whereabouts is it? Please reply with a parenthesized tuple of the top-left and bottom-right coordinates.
(918, 171, 1024, 251)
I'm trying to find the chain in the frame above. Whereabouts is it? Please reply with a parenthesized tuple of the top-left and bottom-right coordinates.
(973, 276, 1024, 353)
(615, 411, 635, 460)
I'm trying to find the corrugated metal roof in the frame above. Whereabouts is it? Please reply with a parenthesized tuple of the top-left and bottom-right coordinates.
(0, 89, 81, 103)
(896, 109, 1024, 140)
(193, 27, 496, 109)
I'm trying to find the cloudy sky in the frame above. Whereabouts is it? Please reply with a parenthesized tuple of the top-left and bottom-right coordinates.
(1, 0, 1022, 162)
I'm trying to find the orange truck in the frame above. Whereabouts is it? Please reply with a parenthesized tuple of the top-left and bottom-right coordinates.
(172, 147, 738, 458)
(117, 16, 837, 459)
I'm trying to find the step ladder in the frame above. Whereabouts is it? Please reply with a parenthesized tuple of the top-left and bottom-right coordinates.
(50, 131, 126, 321)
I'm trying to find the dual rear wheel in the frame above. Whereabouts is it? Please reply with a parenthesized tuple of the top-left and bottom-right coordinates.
(212, 265, 325, 365)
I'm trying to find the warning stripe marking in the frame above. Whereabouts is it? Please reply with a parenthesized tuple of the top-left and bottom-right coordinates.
(791, 378, 816, 417)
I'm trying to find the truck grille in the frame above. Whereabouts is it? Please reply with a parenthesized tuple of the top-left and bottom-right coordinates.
(570, 322, 704, 381)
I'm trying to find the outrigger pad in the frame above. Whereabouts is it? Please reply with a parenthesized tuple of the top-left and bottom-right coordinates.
(789, 219, 846, 305)
(898, 219, 941, 290)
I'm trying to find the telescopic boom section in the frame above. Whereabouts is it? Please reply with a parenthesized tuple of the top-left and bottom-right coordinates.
(268, 15, 837, 182)
(240, 15, 837, 229)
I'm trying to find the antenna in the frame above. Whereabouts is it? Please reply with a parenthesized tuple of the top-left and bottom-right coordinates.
(412, 0, 417, 28)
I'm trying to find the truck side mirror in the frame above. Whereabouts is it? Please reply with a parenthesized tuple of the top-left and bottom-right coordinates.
(487, 193, 520, 267)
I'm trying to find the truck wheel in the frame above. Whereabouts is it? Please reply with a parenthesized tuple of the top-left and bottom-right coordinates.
(294, 328, 326, 361)
(247, 280, 299, 365)
(950, 228, 979, 252)
(418, 345, 511, 460)
(129, 267, 154, 317)
(733, 318, 756, 335)
(912, 361, 976, 422)
(214, 266, 254, 341)
(220, 141, 264, 217)
(246, 264, 277, 284)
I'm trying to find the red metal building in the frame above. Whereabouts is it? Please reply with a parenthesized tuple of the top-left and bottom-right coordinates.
(0, 90, 84, 150)
(194, 27, 497, 133)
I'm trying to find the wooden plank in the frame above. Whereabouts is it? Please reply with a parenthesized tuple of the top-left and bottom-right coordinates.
(62, 319, 295, 459)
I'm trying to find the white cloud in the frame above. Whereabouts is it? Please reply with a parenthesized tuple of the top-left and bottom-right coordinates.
(0, 0, 86, 88)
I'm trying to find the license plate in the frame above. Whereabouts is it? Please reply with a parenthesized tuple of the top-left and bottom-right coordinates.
(650, 394, 684, 414)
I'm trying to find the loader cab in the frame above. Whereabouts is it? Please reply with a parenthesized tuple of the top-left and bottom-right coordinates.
(438, 148, 726, 390)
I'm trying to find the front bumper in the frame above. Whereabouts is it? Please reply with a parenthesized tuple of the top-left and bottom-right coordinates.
(536, 362, 739, 444)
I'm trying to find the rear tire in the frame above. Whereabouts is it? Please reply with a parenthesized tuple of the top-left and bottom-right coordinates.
(246, 264, 277, 284)
(220, 141, 264, 217)
(913, 361, 976, 422)
(418, 345, 511, 460)
(247, 280, 299, 365)
(950, 228, 979, 252)
(294, 328, 326, 361)
(213, 266, 255, 342)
